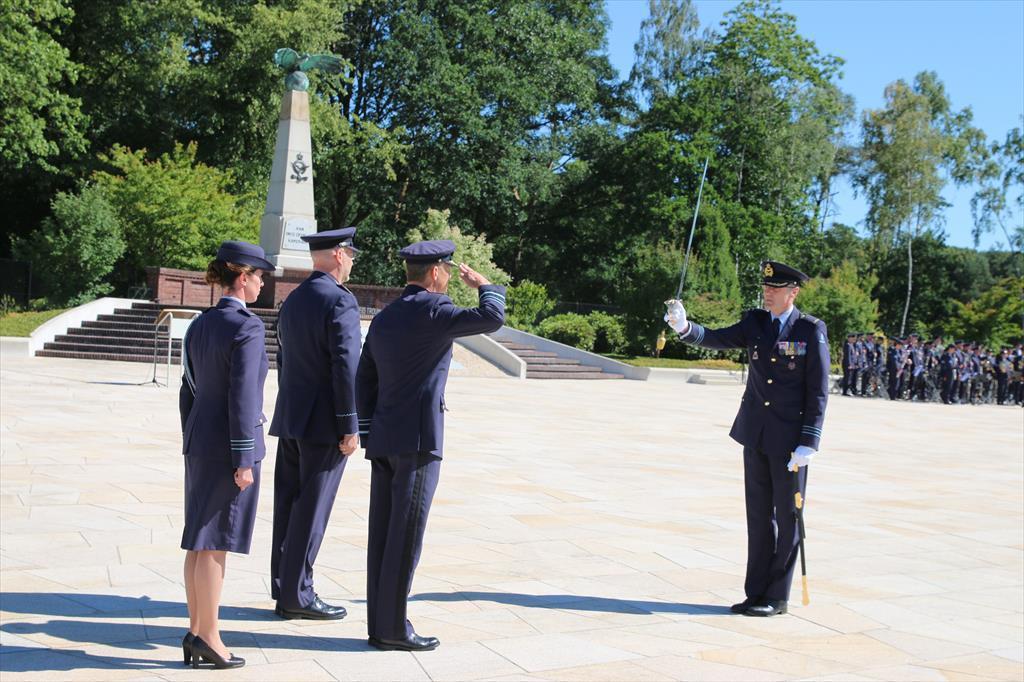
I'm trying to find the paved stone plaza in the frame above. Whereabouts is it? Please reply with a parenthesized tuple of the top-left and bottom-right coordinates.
(1, 354, 1021, 681)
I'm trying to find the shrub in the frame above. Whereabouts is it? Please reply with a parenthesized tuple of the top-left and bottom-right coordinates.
(536, 313, 596, 351)
(506, 280, 554, 331)
(93, 142, 259, 287)
(11, 184, 124, 306)
(587, 311, 628, 354)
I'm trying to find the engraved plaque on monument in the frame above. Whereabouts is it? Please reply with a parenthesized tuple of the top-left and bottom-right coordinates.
(282, 217, 316, 251)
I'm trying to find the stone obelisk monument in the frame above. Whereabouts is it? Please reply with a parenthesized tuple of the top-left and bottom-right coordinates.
(259, 48, 345, 273)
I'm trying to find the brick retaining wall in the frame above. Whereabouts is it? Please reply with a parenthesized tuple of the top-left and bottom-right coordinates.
(146, 266, 403, 310)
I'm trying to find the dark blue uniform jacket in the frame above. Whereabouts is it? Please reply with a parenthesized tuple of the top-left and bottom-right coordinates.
(179, 298, 269, 468)
(355, 284, 506, 459)
(270, 271, 361, 444)
(679, 306, 830, 455)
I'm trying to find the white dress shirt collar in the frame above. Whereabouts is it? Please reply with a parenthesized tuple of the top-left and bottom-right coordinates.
(771, 305, 794, 327)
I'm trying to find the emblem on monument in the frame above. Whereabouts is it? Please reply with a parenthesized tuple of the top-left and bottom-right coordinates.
(290, 154, 310, 182)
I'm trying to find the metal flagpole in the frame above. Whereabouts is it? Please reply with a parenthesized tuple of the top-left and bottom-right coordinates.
(673, 157, 710, 300)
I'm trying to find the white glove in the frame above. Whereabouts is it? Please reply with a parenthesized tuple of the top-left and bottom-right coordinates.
(788, 446, 816, 471)
(663, 299, 689, 334)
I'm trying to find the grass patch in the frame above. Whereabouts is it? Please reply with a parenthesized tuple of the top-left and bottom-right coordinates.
(607, 354, 743, 371)
(0, 309, 69, 337)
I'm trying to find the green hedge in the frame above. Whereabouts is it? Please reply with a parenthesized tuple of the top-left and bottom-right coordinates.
(535, 311, 628, 353)
(536, 313, 596, 351)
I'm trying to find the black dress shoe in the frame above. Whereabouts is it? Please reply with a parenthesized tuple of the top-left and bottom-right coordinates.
(275, 595, 347, 620)
(745, 599, 788, 617)
(182, 632, 195, 665)
(190, 635, 245, 669)
(730, 596, 761, 614)
(368, 633, 440, 652)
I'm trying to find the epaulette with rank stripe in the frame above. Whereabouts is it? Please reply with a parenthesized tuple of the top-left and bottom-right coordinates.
(798, 312, 821, 326)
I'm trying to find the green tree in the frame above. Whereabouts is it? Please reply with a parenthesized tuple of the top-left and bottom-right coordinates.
(63, 0, 351, 189)
(11, 183, 123, 305)
(405, 208, 510, 307)
(945, 276, 1024, 348)
(538, 0, 853, 314)
(689, 205, 741, 305)
(93, 143, 259, 286)
(4, 0, 352, 257)
(855, 71, 986, 335)
(333, 0, 619, 276)
(802, 223, 869, 279)
(612, 240, 683, 353)
(872, 233, 993, 337)
(972, 123, 1024, 272)
(629, 0, 704, 100)
(796, 261, 878, 360)
(0, 0, 87, 173)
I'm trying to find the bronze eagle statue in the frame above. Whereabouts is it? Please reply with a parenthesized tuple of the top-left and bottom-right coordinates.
(273, 48, 344, 92)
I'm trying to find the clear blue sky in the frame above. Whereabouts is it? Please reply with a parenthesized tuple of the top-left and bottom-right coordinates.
(604, 0, 1024, 251)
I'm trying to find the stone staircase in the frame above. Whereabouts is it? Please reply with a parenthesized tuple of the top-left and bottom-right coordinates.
(35, 302, 282, 369)
(35, 303, 628, 380)
(496, 341, 624, 379)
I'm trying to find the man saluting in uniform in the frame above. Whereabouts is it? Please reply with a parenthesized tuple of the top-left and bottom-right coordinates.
(269, 228, 361, 620)
(356, 240, 505, 651)
(664, 261, 830, 617)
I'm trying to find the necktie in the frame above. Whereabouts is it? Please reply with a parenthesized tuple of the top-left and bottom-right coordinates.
(772, 318, 782, 341)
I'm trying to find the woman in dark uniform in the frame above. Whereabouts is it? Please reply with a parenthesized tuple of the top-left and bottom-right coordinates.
(178, 241, 274, 669)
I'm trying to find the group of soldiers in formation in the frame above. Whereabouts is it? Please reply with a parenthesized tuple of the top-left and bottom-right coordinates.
(841, 333, 1024, 406)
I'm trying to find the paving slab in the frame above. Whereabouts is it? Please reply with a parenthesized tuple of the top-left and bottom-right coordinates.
(0, 356, 1021, 681)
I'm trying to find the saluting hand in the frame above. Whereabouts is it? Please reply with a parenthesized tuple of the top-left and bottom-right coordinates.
(339, 433, 358, 457)
(234, 467, 254, 491)
(458, 263, 490, 289)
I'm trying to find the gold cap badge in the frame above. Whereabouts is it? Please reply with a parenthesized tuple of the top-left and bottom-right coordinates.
(763, 263, 774, 277)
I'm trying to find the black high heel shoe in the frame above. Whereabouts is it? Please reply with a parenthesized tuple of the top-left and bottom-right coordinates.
(181, 632, 195, 665)
(190, 635, 245, 669)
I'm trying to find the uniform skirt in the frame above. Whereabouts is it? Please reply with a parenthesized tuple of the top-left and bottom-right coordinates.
(181, 455, 261, 554)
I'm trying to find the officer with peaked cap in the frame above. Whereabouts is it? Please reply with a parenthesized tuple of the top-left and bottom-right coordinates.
(356, 239, 506, 651)
(179, 240, 274, 668)
(269, 228, 361, 620)
(664, 260, 830, 617)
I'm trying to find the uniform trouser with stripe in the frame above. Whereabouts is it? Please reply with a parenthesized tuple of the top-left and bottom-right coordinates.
(742, 446, 808, 602)
(366, 452, 441, 640)
(271, 438, 347, 609)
